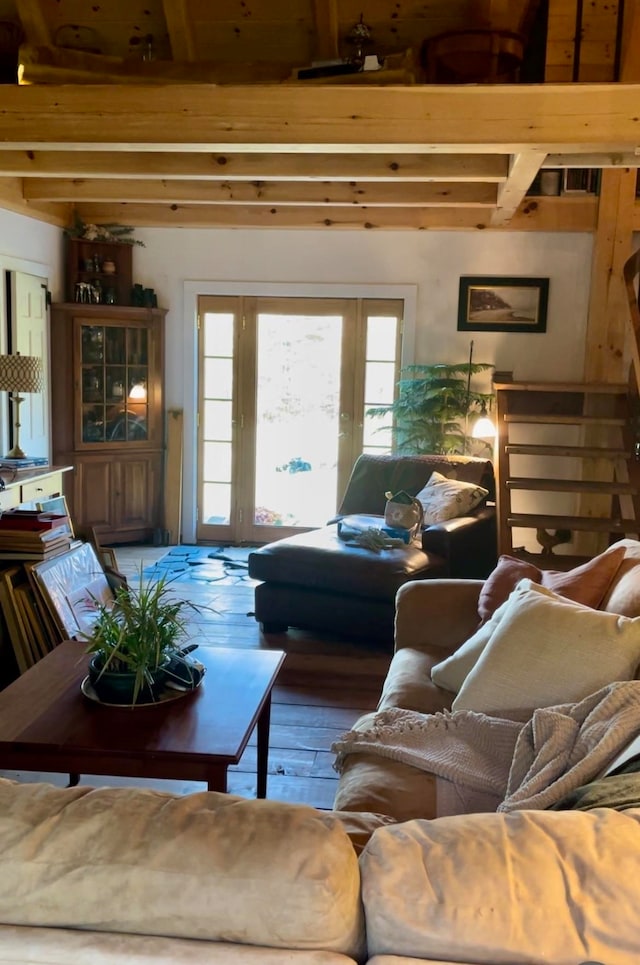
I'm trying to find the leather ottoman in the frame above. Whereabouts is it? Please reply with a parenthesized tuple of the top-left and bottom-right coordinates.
(248, 524, 447, 645)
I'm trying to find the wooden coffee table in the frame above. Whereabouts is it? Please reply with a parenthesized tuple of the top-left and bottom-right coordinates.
(0, 642, 285, 796)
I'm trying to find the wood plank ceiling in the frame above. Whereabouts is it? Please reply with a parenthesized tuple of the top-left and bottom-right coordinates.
(0, 0, 638, 232)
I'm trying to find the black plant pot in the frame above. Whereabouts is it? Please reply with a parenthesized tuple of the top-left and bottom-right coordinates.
(88, 654, 167, 705)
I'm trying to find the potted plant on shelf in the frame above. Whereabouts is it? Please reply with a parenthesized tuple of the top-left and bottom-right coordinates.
(64, 213, 145, 246)
(84, 573, 201, 706)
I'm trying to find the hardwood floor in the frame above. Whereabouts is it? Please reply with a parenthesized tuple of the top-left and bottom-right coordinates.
(1, 544, 392, 810)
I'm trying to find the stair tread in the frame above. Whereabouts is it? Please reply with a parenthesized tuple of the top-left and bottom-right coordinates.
(507, 514, 638, 533)
(496, 380, 638, 550)
(494, 381, 628, 393)
(506, 477, 638, 494)
(503, 413, 626, 425)
(504, 444, 632, 457)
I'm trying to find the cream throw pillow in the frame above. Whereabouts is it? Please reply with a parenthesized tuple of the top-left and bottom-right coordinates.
(431, 578, 536, 693)
(452, 581, 640, 720)
(415, 470, 488, 524)
(431, 595, 513, 693)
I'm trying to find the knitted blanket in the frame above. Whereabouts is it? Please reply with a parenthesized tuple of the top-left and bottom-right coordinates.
(331, 681, 640, 812)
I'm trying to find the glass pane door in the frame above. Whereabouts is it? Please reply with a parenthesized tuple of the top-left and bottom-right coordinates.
(253, 307, 343, 534)
(196, 302, 237, 542)
(196, 295, 402, 544)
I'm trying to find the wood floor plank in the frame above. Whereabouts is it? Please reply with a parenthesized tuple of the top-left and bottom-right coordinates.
(273, 685, 380, 710)
(271, 702, 372, 728)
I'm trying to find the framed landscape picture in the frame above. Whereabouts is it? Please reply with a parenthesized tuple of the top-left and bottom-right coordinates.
(457, 276, 549, 333)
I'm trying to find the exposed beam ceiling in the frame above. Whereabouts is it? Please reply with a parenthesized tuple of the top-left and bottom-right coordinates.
(0, 0, 637, 231)
(0, 82, 638, 230)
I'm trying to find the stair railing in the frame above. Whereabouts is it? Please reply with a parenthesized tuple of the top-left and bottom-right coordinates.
(623, 247, 640, 393)
(621, 247, 640, 533)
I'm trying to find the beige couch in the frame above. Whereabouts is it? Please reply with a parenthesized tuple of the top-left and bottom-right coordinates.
(334, 537, 640, 822)
(2, 776, 640, 965)
(334, 576, 484, 821)
(5, 539, 640, 964)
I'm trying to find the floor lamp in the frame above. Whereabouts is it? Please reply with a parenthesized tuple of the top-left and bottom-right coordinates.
(0, 353, 43, 459)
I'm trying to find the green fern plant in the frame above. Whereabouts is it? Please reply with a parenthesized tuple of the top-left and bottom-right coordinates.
(367, 361, 494, 455)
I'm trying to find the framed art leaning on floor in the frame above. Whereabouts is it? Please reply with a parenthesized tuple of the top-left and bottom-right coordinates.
(27, 542, 113, 640)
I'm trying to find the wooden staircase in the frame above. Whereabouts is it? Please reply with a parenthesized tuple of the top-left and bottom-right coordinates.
(493, 377, 640, 557)
(493, 246, 640, 559)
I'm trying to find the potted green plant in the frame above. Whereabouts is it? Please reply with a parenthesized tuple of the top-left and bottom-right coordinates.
(367, 359, 494, 455)
(84, 572, 199, 705)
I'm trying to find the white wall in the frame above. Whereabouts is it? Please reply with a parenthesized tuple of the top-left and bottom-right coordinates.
(0, 212, 597, 539)
(0, 210, 63, 303)
(132, 227, 593, 538)
(134, 228, 592, 405)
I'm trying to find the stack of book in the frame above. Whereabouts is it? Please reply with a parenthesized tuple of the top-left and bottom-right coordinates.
(0, 509, 72, 560)
(0, 456, 49, 470)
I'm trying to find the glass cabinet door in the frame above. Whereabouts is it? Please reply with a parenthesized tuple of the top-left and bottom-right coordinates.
(80, 322, 150, 444)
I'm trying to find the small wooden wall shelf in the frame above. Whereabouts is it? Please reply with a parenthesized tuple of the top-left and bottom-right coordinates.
(65, 238, 133, 307)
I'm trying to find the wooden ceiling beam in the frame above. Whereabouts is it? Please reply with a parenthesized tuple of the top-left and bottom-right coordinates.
(0, 177, 67, 225)
(23, 178, 498, 207)
(491, 150, 546, 225)
(71, 197, 598, 231)
(545, 152, 640, 168)
(2, 84, 640, 153)
(162, 0, 197, 62)
(0, 151, 508, 183)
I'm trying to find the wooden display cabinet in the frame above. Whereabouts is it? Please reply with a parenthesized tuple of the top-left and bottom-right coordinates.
(50, 303, 166, 543)
(65, 238, 133, 306)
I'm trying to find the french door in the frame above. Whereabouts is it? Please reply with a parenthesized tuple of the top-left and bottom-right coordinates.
(196, 295, 402, 544)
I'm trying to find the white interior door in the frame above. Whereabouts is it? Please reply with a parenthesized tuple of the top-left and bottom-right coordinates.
(9, 271, 50, 460)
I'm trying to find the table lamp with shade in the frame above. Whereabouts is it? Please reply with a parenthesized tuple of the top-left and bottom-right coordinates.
(0, 353, 43, 459)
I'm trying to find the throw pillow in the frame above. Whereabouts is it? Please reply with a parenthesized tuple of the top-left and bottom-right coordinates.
(452, 582, 640, 720)
(551, 767, 640, 812)
(431, 577, 556, 694)
(430, 592, 516, 693)
(477, 546, 626, 623)
(476, 555, 542, 622)
(415, 470, 488, 525)
(600, 539, 640, 616)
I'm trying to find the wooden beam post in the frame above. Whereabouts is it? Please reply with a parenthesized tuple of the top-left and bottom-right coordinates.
(162, 0, 197, 62)
(313, 0, 339, 61)
(620, 0, 640, 82)
(15, 0, 51, 47)
(584, 170, 638, 384)
(164, 409, 184, 544)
